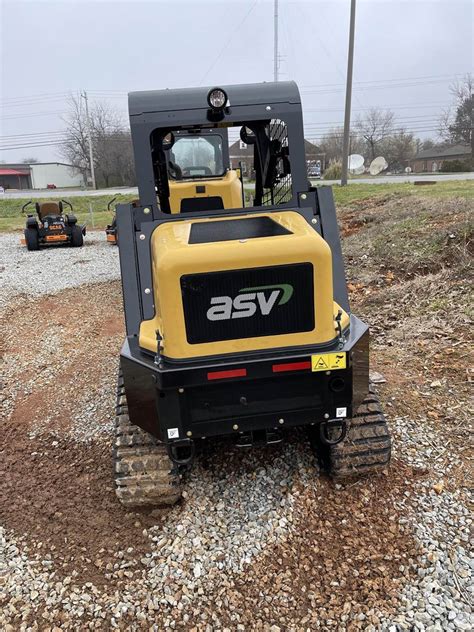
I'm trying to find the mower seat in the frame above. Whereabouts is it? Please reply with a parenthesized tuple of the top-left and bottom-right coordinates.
(37, 201, 61, 219)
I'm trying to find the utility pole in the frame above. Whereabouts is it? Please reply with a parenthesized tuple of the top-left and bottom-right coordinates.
(273, 0, 279, 82)
(81, 90, 96, 190)
(341, 0, 357, 186)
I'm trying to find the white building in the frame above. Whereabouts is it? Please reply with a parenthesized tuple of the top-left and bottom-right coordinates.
(0, 162, 85, 190)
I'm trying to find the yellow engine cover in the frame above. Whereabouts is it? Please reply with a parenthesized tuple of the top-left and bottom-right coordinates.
(139, 211, 349, 360)
(168, 170, 243, 214)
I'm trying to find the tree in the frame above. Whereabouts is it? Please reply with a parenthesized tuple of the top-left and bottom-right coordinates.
(22, 157, 39, 164)
(439, 73, 473, 161)
(319, 126, 363, 163)
(356, 109, 395, 161)
(381, 130, 416, 171)
(449, 95, 473, 147)
(60, 95, 135, 187)
(89, 102, 135, 187)
(319, 127, 344, 163)
(59, 94, 91, 179)
(422, 139, 435, 150)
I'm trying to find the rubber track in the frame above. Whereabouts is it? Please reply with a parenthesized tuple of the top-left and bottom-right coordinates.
(329, 385, 391, 478)
(113, 372, 182, 507)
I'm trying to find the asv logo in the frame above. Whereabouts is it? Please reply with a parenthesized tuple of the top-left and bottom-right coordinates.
(206, 284, 293, 321)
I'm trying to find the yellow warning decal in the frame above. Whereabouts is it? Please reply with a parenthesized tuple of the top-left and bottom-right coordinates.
(311, 352, 347, 372)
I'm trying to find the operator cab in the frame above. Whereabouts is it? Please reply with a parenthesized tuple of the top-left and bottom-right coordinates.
(145, 87, 297, 216)
(158, 128, 243, 213)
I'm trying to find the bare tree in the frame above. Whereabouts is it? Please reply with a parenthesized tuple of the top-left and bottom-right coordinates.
(319, 127, 344, 163)
(59, 94, 91, 178)
(450, 73, 474, 102)
(21, 157, 39, 164)
(60, 95, 135, 187)
(91, 102, 134, 187)
(449, 73, 473, 160)
(438, 107, 453, 143)
(438, 73, 473, 160)
(356, 109, 395, 161)
(319, 126, 364, 163)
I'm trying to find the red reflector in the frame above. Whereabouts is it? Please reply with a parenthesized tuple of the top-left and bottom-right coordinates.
(272, 361, 311, 373)
(207, 368, 247, 381)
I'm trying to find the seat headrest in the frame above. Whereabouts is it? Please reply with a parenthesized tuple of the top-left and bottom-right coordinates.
(38, 201, 61, 218)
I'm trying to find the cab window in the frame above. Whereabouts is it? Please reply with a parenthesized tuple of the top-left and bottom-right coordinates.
(169, 135, 224, 179)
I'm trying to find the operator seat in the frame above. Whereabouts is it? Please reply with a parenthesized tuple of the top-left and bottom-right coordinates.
(36, 201, 61, 219)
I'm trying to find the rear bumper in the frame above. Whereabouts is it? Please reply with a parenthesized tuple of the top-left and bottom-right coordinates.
(121, 314, 369, 443)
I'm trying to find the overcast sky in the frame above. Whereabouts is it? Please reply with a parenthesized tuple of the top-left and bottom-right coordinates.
(1, 0, 472, 163)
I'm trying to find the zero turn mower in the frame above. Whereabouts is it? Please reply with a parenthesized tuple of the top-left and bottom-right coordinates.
(21, 200, 86, 250)
(113, 82, 391, 507)
(105, 197, 118, 244)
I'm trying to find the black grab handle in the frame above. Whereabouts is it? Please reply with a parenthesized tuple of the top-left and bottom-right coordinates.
(107, 197, 117, 211)
(21, 200, 32, 214)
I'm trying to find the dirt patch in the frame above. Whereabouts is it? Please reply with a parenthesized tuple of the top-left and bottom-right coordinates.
(208, 462, 424, 629)
(342, 197, 473, 491)
(339, 195, 473, 280)
(1, 282, 124, 436)
(0, 424, 169, 586)
(0, 282, 157, 585)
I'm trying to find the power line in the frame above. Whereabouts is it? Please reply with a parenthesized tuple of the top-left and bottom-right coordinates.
(0, 131, 67, 139)
(198, 0, 260, 86)
(1, 72, 468, 105)
(1, 91, 73, 103)
(304, 102, 450, 112)
(1, 110, 69, 120)
(300, 79, 463, 96)
(0, 113, 443, 142)
(1, 96, 75, 110)
(299, 73, 467, 89)
(0, 125, 442, 152)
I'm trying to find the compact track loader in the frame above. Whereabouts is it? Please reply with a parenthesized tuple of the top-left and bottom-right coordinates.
(21, 199, 85, 250)
(114, 82, 391, 507)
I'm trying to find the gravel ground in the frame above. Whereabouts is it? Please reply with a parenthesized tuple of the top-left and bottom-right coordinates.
(0, 231, 120, 311)
(386, 417, 472, 631)
(1, 210, 472, 630)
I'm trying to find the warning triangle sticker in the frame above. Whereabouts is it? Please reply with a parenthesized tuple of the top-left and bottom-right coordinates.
(312, 352, 347, 372)
(315, 356, 329, 369)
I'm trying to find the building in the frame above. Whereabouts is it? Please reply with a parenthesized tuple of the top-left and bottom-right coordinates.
(229, 139, 325, 175)
(0, 162, 85, 190)
(410, 144, 471, 173)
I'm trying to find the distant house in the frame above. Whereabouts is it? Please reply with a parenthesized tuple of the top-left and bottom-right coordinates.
(410, 144, 471, 173)
(0, 162, 85, 190)
(229, 139, 325, 175)
(228, 140, 253, 174)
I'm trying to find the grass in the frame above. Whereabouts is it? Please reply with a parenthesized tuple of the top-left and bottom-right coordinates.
(0, 194, 137, 232)
(0, 180, 472, 232)
(329, 180, 474, 206)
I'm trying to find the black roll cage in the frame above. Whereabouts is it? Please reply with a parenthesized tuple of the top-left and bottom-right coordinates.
(128, 81, 308, 217)
(118, 81, 350, 338)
